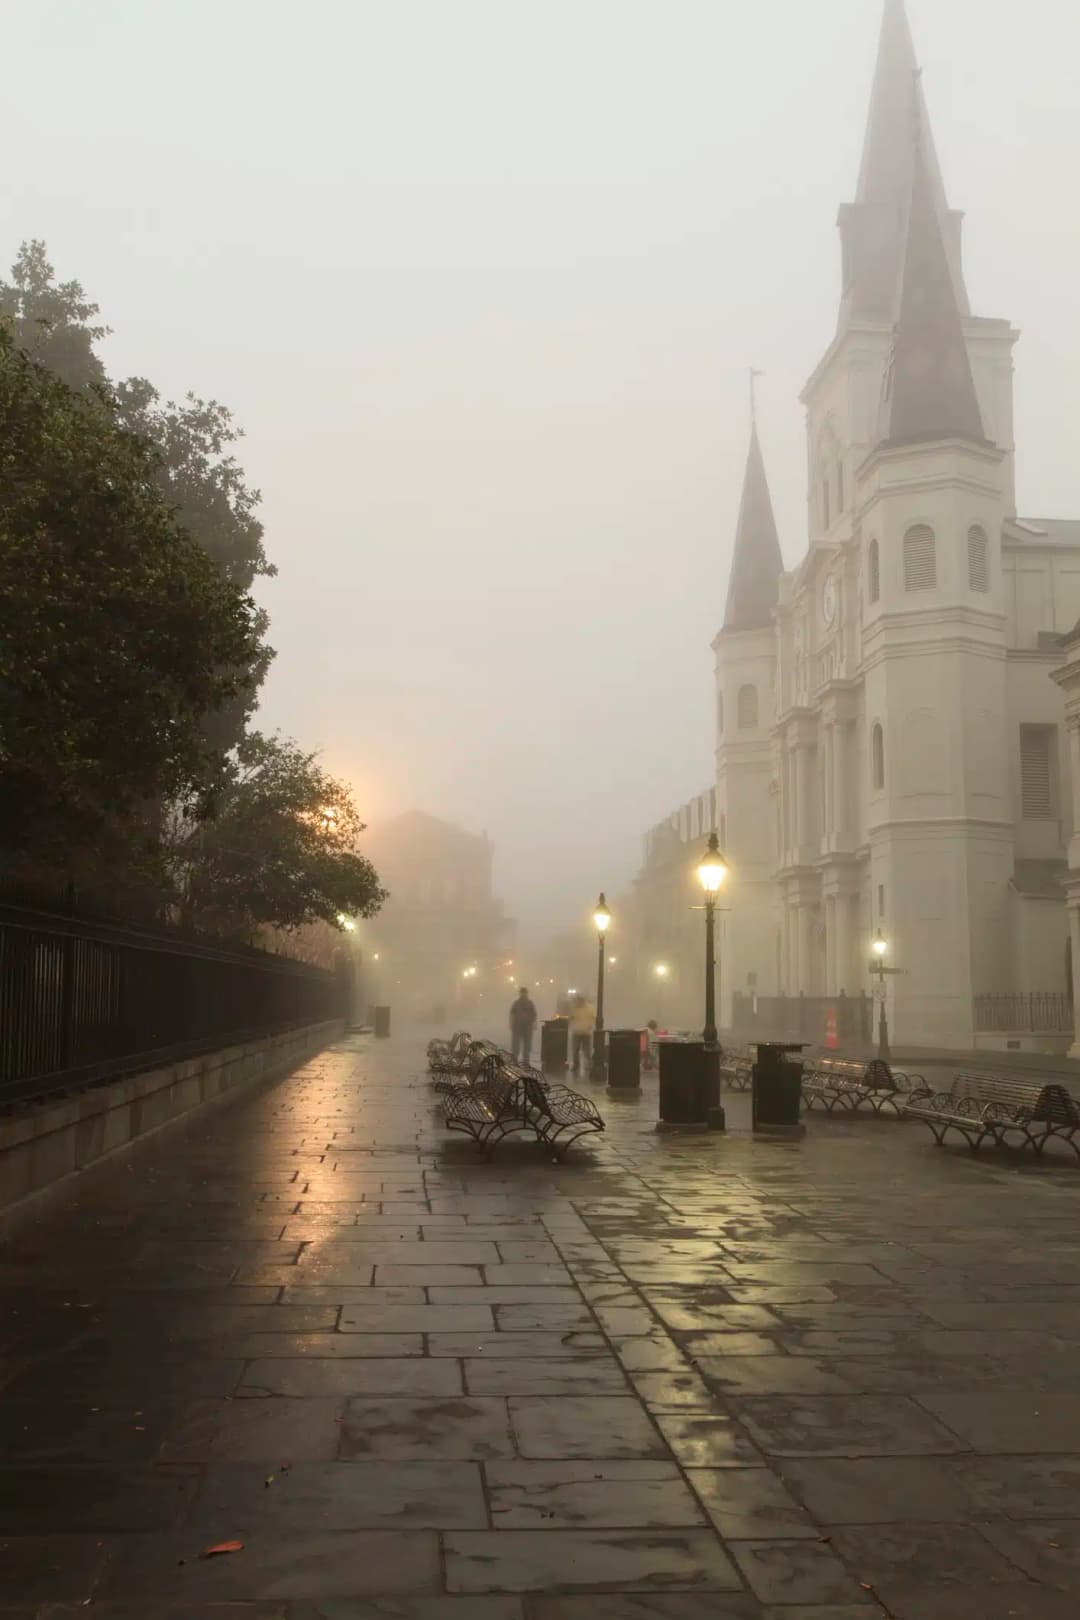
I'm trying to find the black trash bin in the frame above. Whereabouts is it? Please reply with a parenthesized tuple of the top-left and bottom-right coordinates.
(752, 1041, 805, 1132)
(606, 1028, 642, 1092)
(540, 1017, 569, 1074)
(373, 1005, 391, 1039)
(658, 1038, 709, 1126)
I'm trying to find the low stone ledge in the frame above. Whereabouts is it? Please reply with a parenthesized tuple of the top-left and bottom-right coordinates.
(0, 1018, 344, 1219)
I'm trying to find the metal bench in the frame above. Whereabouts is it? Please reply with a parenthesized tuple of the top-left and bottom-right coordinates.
(801, 1053, 926, 1116)
(431, 1039, 501, 1094)
(427, 1029, 471, 1069)
(718, 1048, 753, 1091)
(906, 1071, 1080, 1156)
(519, 1069, 605, 1159)
(443, 1073, 529, 1153)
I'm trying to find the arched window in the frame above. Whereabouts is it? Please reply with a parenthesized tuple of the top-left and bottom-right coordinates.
(868, 538, 880, 604)
(968, 525, 989, 593)
(737, 684, 758, 730)
(822, 479, 831, 531)
(716, 691, 724, 737)
(903, 524, 937, 592)
(836, 459, 845, 515)
(872, 723, 885, 791)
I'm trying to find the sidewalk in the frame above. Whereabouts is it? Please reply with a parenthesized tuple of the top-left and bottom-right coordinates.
(2, 1031, 1080, 1615)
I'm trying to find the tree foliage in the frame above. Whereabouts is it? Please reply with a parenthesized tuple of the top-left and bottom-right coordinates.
(0, 327, 262, 877)
(172, 733, 387, 938)
(0, 240, 108, 394)
(0, 243, 275, 751)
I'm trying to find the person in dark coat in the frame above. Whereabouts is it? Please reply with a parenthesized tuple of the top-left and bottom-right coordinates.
(509, 986, 538, 1065)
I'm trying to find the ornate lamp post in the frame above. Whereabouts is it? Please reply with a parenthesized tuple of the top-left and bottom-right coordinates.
(696, 833, 729, 1088)
(591, 894, 611, 1080)
(871, 930, 891, 1062)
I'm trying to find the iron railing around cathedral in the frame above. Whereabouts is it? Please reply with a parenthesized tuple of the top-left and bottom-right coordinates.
(0, 899, 343, 1107)
(732, 991, 872, 1046)
(972, 992, 1073, 1034)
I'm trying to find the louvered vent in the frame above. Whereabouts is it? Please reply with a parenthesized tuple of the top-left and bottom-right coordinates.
(968, 526, 989, 592)
(1020, 726, 1053, 820)
(903, 525, 937, 592)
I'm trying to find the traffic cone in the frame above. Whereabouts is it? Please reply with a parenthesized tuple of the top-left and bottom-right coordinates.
(825, 1006, 839, 1049)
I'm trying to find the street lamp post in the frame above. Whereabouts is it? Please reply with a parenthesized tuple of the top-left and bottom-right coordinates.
(696, 833, 729, 1092)
(591, 894, 611, 1081)
(871, 930, 891, 1062)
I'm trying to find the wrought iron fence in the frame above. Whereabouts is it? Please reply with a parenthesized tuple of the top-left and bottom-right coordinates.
(732, 991, 873, 1045)
(0, 901, 342, 1107)
(972, 992, 1073, 1033)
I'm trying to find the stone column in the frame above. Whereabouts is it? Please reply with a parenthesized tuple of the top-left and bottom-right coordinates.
(824, 894, 836, 993)
(796, 747, 813, 854)
(797, 904, 815, 996)
(832, 720, 847, 842)
(1069, 895, 1080, 1060)
(833, 891, 853, 996)
(823, 724, 834, 839)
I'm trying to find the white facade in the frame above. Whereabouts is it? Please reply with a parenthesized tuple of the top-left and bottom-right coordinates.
(713, 2, 1079, 1049)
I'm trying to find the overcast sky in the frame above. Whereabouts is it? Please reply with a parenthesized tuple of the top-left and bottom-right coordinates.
(5, 0, 1079, 944)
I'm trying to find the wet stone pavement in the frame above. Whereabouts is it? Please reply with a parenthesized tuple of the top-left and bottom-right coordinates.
(2, 1034, 1080, 1617)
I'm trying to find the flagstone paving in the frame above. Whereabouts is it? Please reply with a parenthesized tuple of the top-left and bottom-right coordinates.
(2, 1030, 1080, 1615)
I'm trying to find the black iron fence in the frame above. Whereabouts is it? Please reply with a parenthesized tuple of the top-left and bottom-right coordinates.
(0, 900, 343, 1107)
(732, 991, 873, 1046)
(972, 992, 1073, 1034)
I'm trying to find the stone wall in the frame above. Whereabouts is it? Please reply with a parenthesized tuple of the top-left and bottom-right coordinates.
(0, 1018, 344, 1220)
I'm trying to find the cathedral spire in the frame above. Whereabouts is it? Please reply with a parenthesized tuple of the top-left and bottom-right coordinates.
(723, 402, 783, 633)
(878, 129, 985, 448)
(838, 0, 968, 327)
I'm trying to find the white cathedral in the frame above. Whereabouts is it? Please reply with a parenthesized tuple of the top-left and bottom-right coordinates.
(712, 0, 1080, 1050)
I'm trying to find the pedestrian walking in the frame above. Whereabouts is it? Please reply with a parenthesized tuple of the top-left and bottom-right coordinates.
(569, 993, 594, 1077)
(509, 986, 538, 1065)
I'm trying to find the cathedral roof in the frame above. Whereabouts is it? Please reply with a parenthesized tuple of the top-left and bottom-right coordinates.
(839, 0, 969, 328)
(877, 138, 986, 448)
(722, 423, 783, 632)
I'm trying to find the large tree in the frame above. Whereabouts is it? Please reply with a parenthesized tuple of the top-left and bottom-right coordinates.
(171, 733, 387, 938)
(0, 243, 275, 749)
(0, 327, 262, 881)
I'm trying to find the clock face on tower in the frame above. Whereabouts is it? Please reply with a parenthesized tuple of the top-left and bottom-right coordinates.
(822, 574, 838, 628)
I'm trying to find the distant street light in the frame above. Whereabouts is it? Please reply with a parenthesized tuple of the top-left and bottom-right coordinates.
(591, 894, 611, 1081)
(696, 831, 729, 1087)
(654, 962, 670, 979)
(871, 930, 891, 1062)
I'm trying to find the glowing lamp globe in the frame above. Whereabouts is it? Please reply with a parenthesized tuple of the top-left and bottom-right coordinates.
(697, 832, 728, 895)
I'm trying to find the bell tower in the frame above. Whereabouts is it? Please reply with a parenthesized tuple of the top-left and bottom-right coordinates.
(713, 383, 784, 1021)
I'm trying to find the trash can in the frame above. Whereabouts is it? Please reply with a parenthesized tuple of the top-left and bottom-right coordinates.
(540, 1017, 569, 1074)
(606, 1028, 642, 1092)
(373, 1005, 391, 1039)
(752, 1041, 805, 1131)
(658, 1038, 709, 1125)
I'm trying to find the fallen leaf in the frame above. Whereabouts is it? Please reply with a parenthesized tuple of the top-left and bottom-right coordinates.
(201, 1540, 244, 1558)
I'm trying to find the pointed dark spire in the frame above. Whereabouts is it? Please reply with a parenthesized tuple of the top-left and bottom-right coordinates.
(723, 416, 783, 632)
(878, 134, 985, 448)
(839, 0, 968, 326)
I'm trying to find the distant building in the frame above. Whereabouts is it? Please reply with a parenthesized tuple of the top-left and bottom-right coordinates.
(621, 788, 717, 1032)
(713, 1, 1080, 1049)
(631, 2, 1080, 1052)
(357, 811, 513, 1023)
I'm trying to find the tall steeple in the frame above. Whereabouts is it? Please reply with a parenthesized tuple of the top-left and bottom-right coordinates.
(723, 399, 783, 632)
(838, 0, 968, 328)
(878, 130, 985, 446)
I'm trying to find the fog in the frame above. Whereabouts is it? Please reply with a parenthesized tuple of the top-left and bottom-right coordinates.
(7, 0, 1078, 946)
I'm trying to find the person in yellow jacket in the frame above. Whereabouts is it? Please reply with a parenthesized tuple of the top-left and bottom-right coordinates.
(569, 994, 595, 1077)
